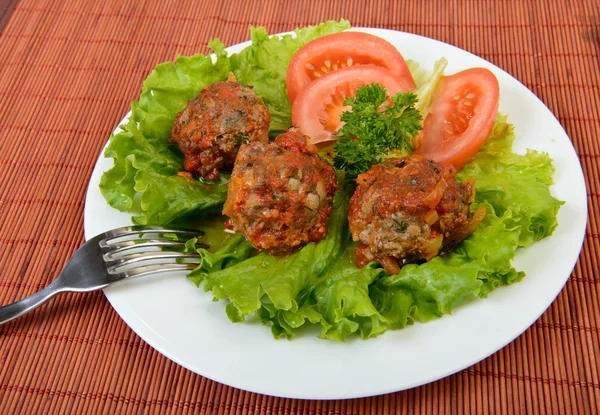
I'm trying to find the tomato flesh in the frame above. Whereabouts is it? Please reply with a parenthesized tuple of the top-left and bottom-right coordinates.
(292, 65, 415, 144)
(287, 32, 415, 104)
(415, 68, 499, 170)
(308, 55, 371, 80)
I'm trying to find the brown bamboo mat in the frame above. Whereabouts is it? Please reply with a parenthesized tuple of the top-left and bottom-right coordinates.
(0, 0, 598, 413)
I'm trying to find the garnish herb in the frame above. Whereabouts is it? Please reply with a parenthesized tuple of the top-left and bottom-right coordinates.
(333, 84, 422, 179)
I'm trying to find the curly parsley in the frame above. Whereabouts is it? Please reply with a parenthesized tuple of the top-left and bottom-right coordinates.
(333, 84, 422, 179)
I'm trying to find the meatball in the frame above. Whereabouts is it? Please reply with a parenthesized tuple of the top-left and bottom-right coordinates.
(170, 77, 270, 181)
(348, 155, 485, 274)
(223, 129, 338, 254)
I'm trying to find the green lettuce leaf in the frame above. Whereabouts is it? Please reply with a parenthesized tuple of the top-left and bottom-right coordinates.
(188, 189, 349, 324)
(457, 115, 564, 247)
(100, 20, 350, 224)
(186, 233, 255, 286)
(310, 258, 387, 341)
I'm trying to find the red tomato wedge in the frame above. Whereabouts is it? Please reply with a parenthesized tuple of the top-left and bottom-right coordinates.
(292, 65, 415, 145)
(415, 68, 500, 170)
(286, 32, 415, 104)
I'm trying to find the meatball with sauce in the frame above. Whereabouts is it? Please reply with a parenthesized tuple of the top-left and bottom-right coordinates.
(170, 75, 270, 181)
(223, 129, 338, 254)
(348, 155, 485, 275)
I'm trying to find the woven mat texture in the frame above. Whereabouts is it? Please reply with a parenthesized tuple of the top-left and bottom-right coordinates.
(0, 0, 598, 413)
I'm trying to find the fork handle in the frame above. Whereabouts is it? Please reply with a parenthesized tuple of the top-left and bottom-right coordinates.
(0, 282, 66, 325)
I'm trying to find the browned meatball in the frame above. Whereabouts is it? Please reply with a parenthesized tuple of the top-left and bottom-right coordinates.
(170, 78, 270, 181)
(223, 129, 338, 255)
(348, 155, 485, 274)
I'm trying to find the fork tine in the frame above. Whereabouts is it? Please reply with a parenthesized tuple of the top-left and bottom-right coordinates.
(105, 252, 202, 275)
(101, 225, 204, 246)
(102, 239, 209, 260)
(114, 263, 200, 280)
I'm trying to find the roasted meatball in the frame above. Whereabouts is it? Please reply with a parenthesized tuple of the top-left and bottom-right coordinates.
(170, 77, 270, 181)
(348, 155, 485, 274)
(223, 129, 338, 254)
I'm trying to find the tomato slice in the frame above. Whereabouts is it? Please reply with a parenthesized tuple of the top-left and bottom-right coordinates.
(286, 32, 415, 104)
(415, 68, 500, 170)
(292, 65, 415, 145)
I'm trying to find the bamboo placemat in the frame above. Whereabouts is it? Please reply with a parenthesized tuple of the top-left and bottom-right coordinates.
(0, 0, 598, 413)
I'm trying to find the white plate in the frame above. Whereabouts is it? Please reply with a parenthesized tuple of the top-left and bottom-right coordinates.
(84, 28, 587, 399)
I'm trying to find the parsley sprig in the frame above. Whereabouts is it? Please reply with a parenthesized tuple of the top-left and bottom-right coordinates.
(333, 84, 422, 179)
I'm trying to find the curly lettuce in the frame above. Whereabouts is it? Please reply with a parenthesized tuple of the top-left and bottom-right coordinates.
(457, 116, 564, 247)
(100, 20, 350, 224)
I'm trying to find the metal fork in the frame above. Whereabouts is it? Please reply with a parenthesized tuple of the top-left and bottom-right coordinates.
(0, 225, 207, 325)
